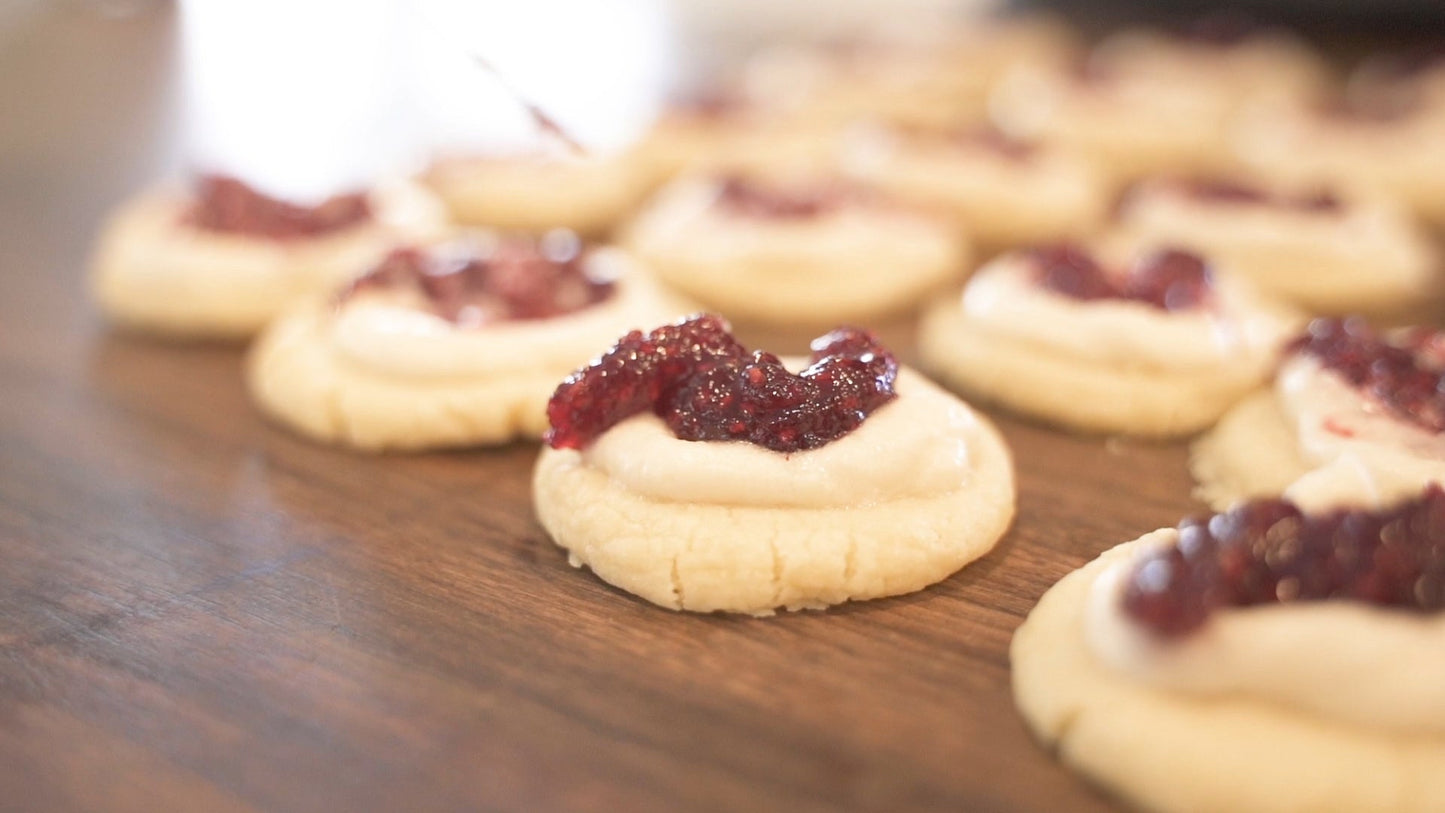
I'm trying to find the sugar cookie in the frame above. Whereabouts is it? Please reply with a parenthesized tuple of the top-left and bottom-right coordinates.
(919, 243, 1300, 436)
(1193, 317, 1445, 509)
(1235, 91, 1445, 227)
(623, 173, 968, 326)
(839, 124, 1111, 252)
(90, 175, 448, 338)
(532, 315, 1015, 615)
(247, 230, 685, 450)
(1115, 176, 1440, 317)
(421, 149, 654, 236)
(1014, 491, 1445, 813)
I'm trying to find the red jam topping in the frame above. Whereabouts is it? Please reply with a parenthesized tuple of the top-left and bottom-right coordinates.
(1123, 486, 1445, 637)
(545, 314, 898, 453)
(714, 176, 857, 220)
(1031, 244, 1214, 311)
(1292, 317, 1445, 434)
(187, 174, 371, 239)
(341, 231, 612, 326)
(1173, 178, 1340, 214)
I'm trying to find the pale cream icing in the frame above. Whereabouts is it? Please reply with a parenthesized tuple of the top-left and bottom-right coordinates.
(1272, 354, 1445, 506)
(959, 253, 1297, 370)
(1086, 528, 1445, 736)
(581, 370, 980, 509)
(328, 250, 679, 378)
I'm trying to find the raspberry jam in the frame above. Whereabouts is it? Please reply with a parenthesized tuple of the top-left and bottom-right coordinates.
(1123, 486, 1445, 637)
(1292, 317, 1445, 434)
(342, 230, 613, 326)
(187, 174, 371, 239)
(956, 126, 1037, 162)
(1173, 178, 1340, 214)
(1032, 244, 1213, 311)
(714, 176, 855, 220)
(545, 314, 899, 453)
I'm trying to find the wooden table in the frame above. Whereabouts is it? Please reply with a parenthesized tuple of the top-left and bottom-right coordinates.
(0, 7, 1209, 811)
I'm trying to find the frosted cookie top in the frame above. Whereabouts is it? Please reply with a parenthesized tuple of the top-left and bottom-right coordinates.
(339, 230, 614, 327)
(545, 313, 897, 453)
(185, 174, 373, 240)
(1086, 490, 1445, 734)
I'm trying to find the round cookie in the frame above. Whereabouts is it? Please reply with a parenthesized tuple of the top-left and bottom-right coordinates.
(839, 124, 1112, 253)
(919, 244, 1301, 437)
(742, 14, 1076, 132)
(247, 232, 686, 451)
(532, 317, 1016, 615)
(989, 43, 1244, 183)
(622, 173, 969, 326)
(1234, 91, 1445, 227)
(635, 93, 841, 183)
(421, 149, 654, 236)
(90, 176, 448, 339)
(1192, 317, 1445, 509)
(1013, 528, 1445, 813)
(1114, 177, 1441, 318)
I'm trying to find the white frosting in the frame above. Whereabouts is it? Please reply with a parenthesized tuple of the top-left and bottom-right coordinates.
(1118, 183, 1436, 306)
(1272, 354, 1445, 508)
(959, 253, 1296, 371)
(1086, 528, 1445, 736)
(582, 370, 978, 509)
(328, 249, 679, 379)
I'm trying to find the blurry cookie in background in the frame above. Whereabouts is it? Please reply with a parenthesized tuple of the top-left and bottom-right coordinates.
(1234, 86, 1445, 228)
(741, 13, 1078, 132)
(839, 122, 1112, 254)
(622, 172, 969, 328)
(90, 174, 448, 339)
(1192, 316, 1445, 510)
(1113, 176, 1441, 319)
(248, 229, 687, 451)
(421, 148, 655, 237)
(919, 242, 1301, 437)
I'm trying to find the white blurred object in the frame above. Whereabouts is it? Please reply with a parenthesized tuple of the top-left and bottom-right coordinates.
(180, 0, 668, 201)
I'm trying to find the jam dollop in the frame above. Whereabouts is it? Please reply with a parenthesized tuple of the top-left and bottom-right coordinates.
(1123, 486, 1445, 637)
(545, 314, 899, 453)
(341, 231, 613, 327)
(1172, 177, 1339, 214)
(714, 176, 856, 220)
(1032, 244, 1213, 311)
(187, 174, 372, 239)
(1292, 317, 1445, 434)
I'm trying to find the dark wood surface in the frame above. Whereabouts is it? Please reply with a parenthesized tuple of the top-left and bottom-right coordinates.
(0, 7, 1212, 812)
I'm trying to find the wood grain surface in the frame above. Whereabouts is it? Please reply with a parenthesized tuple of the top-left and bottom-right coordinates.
(0, 7, 1213, 812)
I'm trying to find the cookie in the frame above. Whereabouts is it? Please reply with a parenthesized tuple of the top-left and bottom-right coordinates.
(247, 231, 686, 451)
(1115, 176, 1441, 318)
(636, 93, 841, 183)
(1013, 493, 1445, 813)
(1234, 91, 1445, 227)
(1192, 317, 1445, 509)
(839, 124, 1112, 253)
(421, 149, 654, 236)
(742, 14, 1076, 132)
(531, 315, 1015, 615)
(89, 175, 448, 338)
(622, 173, 969, 326)
(919, 244, 1300, 437)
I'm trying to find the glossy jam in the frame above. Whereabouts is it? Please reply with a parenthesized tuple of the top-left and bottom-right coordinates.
(1292, 317, 1445, 434)
(187, 174, 371, 239)
(342, 231, 613, 326)
(1032, 244, 1213, 311)
(545, 314, 898, 453)
(1123, 487, 1445, 637)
